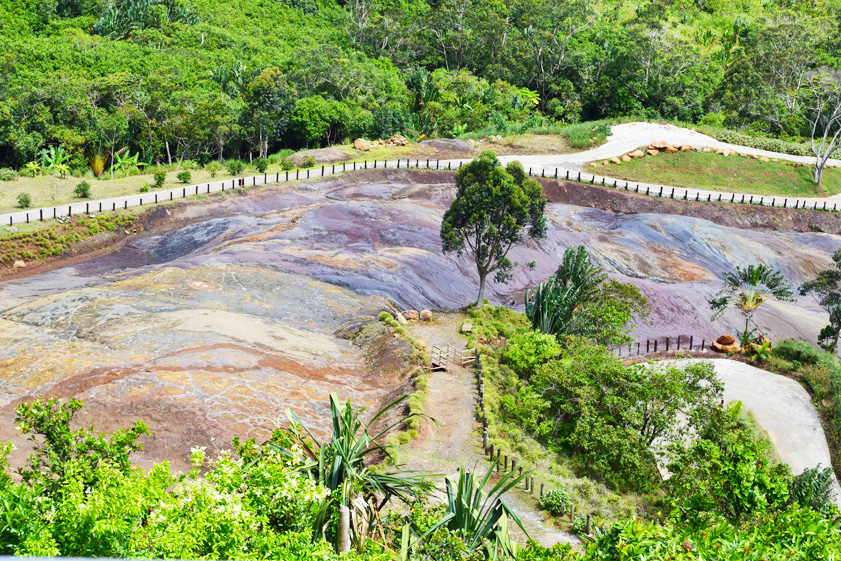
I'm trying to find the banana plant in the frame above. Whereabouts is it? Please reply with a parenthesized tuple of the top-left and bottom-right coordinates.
(111, 151, 145, 176)
(54, 163, 70, 179)
(38, 146, 70, 176)
(23, 161, 41, 177)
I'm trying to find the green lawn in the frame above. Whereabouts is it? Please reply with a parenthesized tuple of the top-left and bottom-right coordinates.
(602, 150, 841, 198)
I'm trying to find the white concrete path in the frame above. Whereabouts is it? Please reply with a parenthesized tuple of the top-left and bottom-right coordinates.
(668, 358, 841, 506)
(3, 123, 840, 228)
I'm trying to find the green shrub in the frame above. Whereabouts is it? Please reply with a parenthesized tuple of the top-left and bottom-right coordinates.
(74, 181, 91, 199)
(700, 127, 811, 157)
(0, 167, 19, 181)
(176, 170, 192, 183)
(227, 160, 245, 175)
(280, 157, 295, 171)
(502, 330, 562, 374)
(301, 155, 317, 168)
(205, 162, 222, 177)
(560, 121, 612, 148)
(139, 184, 150, 193)
(17, 193, 31, 208)
(538, 488, 571, 516)
(254, 157, 269, 173)
(153, 171, 166, 187)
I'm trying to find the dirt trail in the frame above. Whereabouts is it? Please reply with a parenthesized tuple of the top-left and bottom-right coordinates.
(399, 312, 577, 547)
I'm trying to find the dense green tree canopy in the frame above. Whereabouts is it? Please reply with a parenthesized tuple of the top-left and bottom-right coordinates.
(0, 0, 839, 172)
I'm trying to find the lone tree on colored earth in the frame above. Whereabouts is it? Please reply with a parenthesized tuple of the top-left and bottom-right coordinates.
(441, 151, 546, 306)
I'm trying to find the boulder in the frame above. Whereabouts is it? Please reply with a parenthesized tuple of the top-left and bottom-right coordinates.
(590, 162, 600, 167)
(759, 156, 770, 162)
(711, 334, 740, 353)
(610, 157, 621, 165)
(403, 310, 419, 321)
(386, 135, 409, 146)
(420, 309, 433, 321)
(646, 148, 660, 156)
(461, 321, 473, 334)
(621, 154, 632, 162)
(650, 140, 670, 150)
(664, 145, 679, 153)
(679, 145, 692, 152)
(12, 259, 25, 271)
(395, 312, 408, 325)
(714, 148, 732, 157)
(629, 150, 645, 158)
(602, 160, 610, 166)
(354, 138, 371, 151)
(702, 146, 712, 152)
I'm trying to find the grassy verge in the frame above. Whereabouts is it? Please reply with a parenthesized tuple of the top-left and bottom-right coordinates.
(0, 212, 136, 264)
(603, 150, 841, 198)
(374, 312, 431, 450)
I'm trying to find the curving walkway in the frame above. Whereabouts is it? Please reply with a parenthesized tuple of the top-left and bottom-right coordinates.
(3, 123, 840, 228)
(665, 358, 841, 506)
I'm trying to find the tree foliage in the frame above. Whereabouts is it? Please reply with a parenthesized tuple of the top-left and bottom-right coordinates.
(801, 248, 841, 352)
(441, 151, 546, 306)
(526, 246, 650, 346)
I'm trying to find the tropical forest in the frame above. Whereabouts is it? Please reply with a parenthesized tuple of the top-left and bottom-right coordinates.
(2, 0, 841, 560)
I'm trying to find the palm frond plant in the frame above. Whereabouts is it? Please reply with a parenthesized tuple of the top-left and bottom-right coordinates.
(268, 393, 433, 552)
(525, 245, 606, 337)
(709, 264, 795, 346)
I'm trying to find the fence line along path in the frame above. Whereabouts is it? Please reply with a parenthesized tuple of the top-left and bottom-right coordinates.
(3, 156, 841, 228)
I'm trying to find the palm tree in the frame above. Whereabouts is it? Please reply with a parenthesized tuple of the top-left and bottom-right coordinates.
(525, 245, 606, 336)
(269, 393, 431, 552)
(709, 264, 795, 345)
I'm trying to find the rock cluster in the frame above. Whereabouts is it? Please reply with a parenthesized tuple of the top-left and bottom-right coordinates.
(400, 309, 433, 322)
(353, 135, 410, 151)
(591, 140, 836, 168)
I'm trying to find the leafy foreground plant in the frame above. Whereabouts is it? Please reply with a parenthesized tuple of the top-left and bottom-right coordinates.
(402, 465, 529, 560)
(269, 392, 432, 552)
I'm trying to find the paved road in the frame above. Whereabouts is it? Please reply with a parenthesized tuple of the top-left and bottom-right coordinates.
(666, 358, 841, 506)
(3, 123, 840, 228)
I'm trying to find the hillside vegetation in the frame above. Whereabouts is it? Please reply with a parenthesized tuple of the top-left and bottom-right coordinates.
(0, 0, 839, 176)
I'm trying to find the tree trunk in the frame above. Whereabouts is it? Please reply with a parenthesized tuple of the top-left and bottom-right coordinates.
(476, 273, 487, 307)
(110, 143, 115, 180)
(336, 505, 351, 553)
(165, 140, 172, 165)
(815, 159, 825, 187)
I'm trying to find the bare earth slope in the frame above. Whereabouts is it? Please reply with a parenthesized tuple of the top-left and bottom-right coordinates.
(1, 170, 839, 472)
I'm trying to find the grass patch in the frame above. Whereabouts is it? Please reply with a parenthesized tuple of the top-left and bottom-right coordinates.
(604, 150, 841, 198)
(0, 213, 136, 264)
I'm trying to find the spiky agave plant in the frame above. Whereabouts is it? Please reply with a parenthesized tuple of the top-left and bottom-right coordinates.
(709, 264, 795, 346)
(269, 393, 432, 551)
(444, 465, 529, 558)
(399, 464, 529, 560)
